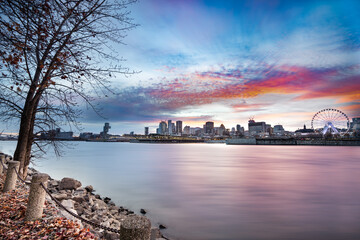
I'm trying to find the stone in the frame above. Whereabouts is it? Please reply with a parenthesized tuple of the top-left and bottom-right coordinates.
(140, 209, 147, 214)
(150, 227, 162, 240)
(53, 193, 69, 201)
(94, 199, 108, 209)
(49, 180, 59, 187)
(74, 188, 86, 196)
(88, 196, 94, 206)
(104, 231, 120, 240)
(111, 220, 121, 228)
(59, 177, 82, 190)
(73, 196, 85, 203)
(59, 200, 79, 223)
(95, 194, 101, 200)
(104, 197, 111, 203)
(75, 205, 85, 215)
(61, 199, 75, 209)
(159, 224, 167, 229)
(85, 185, 94, 193)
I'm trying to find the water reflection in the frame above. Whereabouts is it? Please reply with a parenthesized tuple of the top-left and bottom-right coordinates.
(1, 142, 359, 240)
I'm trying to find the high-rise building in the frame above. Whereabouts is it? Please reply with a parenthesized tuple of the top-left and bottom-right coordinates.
(171, 123, 175, 135)
(205, 121, 214, 134)
(248, 119, 266, 136)
(144, 127, 149, 136)
(236, 124, 245, 135)
(176, 121, 183, 134)
(159, 121, 167, 135)
(183, 126, 190, 135)
(168, 120, 172, 135)
(100, 122, 111, 139)
(219, 124, 226, 136)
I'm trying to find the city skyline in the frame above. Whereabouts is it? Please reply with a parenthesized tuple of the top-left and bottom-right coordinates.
(1, 0, 360, 135)
(80, 0, 360, 134)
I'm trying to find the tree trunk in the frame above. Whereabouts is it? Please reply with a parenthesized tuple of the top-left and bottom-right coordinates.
(13, 100, 36, 178)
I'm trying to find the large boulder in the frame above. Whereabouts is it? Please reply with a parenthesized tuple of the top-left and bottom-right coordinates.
(59, 177, 82, 190)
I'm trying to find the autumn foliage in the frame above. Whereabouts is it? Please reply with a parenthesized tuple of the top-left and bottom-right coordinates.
(0, 175, 97, 239)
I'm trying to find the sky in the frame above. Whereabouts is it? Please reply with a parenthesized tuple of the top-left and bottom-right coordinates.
(3, 0, 360, 135)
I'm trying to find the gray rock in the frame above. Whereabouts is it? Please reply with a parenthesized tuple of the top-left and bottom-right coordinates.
(49, 180, 59, 187)
(104, 231, 120, 240)
(72, 196, 85, 203)
(53, 193, 69, 201)
(59, 177, 82, 190)
(85, 185, 94, 193)
(159, 224, 167, 229)
(94, 199, 108, 209)
(59, 199, 79, 223)
(61, 199, 75, 209)
(151, 227, 162, 240)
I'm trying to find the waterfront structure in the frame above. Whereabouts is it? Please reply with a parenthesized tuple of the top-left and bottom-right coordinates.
(145, 127, 149, 136)
(79, 132, 94, 140)
(100, 123, 111, 139)
(248, 119, 266, 136)
(311, 108, 350, 136)
(351, 117, 360, 132)
(266, 124, 273, 135)
(205, 121, 214, 134)
(41, 128, 73, 140)
(273, 125, 285, 135)
(295, 125, 315, 135)
(176, 121, 183, 134)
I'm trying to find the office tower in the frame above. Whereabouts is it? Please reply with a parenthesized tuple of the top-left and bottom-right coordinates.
(159, 121, 167, 135)
(176, 121, 183, 134)
(205, 121, 214, 134)
(168, 120, 172, 135)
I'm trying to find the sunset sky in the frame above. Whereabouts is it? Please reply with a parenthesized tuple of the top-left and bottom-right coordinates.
(3, 0, 360, 135)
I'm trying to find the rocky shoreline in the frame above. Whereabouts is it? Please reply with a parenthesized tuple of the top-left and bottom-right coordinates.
(0, 152, 168, 240)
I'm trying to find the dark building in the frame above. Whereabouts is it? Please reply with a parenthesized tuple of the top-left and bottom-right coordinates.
(100, 122, 111, 139)
(205, 121, 214, 134)
(176, 121, 183, 134)
(41, 128, 73, 140)
(145, 127, 149, 136)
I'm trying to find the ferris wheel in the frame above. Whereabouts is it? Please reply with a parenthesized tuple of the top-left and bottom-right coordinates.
(311, 108, 350, 135)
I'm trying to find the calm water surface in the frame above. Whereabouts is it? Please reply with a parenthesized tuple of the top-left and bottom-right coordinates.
(1, 141, 360, 240)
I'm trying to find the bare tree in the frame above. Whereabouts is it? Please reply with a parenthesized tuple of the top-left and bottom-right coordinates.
(0, 0, 137, 177)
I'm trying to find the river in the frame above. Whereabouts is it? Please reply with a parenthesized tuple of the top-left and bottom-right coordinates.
(1, 141, 360, 240)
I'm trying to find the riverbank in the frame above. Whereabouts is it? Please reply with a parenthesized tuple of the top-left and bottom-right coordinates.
(0, 152, 167, 240)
